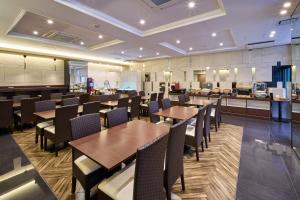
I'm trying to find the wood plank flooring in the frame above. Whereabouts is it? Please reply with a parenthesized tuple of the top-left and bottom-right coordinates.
(12, 121, 243, 200)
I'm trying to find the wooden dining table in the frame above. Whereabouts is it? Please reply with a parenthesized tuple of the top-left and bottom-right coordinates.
(100, 101, 118, 109)
(34, 105, 83, 120)
(184, 99, 216, 107)
(69, 120, 169, 170)
(153, 106, 199, 121)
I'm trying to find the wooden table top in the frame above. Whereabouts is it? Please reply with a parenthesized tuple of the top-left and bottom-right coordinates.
(69, 120, 169, 170)
(185, 99, 215, 107)
(141, 96, 149, 100)
(100, 101, 118, 107)
(13, 102, 21, 108)
(34, 105, 83, 120)
(154, 106, 199, 120)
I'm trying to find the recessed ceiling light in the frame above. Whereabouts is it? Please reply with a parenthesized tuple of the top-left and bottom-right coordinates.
(139, 19, 145, 25)
(206, 66, 210, 70)
(283, 2, 291, 8)
(176, 40, 181, 44)
(139, 47, 143, 51)
(219, 42, 223, 46)
(188, 1, 195, 8)
(121, 51, 125, 54)
(189, 47, 193, 51)
(291, 28, 294, 31)
(47, 19, 53, 24)
(98, 35, 103, 39)
(139, 55, 142, 58)
(270, 31, 276, 35)
(280, 9, 287, 15)
(212, 32, 217, 37)
(269, 34, 275, 38)
(33, 30, 39, 35)
(80, 41, 84, 45)
(156, 52, 160, 56)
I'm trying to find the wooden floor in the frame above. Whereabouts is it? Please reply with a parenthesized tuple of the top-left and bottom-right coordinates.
(12, 121, 243, 200)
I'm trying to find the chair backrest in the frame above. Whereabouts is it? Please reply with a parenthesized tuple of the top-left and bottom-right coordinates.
(35, 100, 56, 112)
(130, 96, 141, 118)
(0, 96, 7, 100)
(204, 104, 212, 136)
(62, 97, 79, 106)
(139, 91, 145, 97)
(20, 97, 40, 123)
(157, 93, 164, 108)
(194, 106, 206, 146)
(93, 94, 109, 102)
(216, 97, 222, 120)
(110, 93, 120, 101)
(70, 113, 101, 160)
(79, 93, 90, 104)
(62, 94, 75, 99)
(83, 101, 100, 115)
(128, 91, 138, 98)
(150, 93, 157, 101)
(117, 97, 129, 108)
(184, 93, 190, 102)
(107, 107, 129, 128)
(178, 94, 185, 106)
(165, 120, 188, 189)
(54, 105, 78, 142)
(50, 93, 62, 100)
(133, 134, 169, 200)
(0, 100, 13, 128)
(148, 101, 160, 123)
(13, 95, 30, 103)
(41, 90, 50, 100)
(162, 98, 172, 110)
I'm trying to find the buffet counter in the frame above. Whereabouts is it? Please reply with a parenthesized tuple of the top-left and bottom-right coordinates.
(169, 93, 271, 119)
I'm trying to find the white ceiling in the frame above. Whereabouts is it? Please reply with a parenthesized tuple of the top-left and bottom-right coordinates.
(0, 0, 299, 64)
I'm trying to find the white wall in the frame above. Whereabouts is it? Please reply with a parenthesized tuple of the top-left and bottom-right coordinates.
(0, 52, 64, 86)
(132, 45, 292, 93)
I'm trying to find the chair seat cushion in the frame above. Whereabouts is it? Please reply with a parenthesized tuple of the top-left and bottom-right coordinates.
(186, 125, 195, 137)
(99, 108, 111, 114)
(74, 155, 101, 175)
(140, 104, 148, 107)
(187, 118, 196, 126)
(14, 110, 21, 117)
(211, 108, 216, 117)
(37, 121, 53, 129)
(44, 125, 55, 134)
(98, 163, 135, 200)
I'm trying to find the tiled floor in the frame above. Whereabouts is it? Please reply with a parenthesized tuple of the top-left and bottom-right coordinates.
(223, 115, 300, 200)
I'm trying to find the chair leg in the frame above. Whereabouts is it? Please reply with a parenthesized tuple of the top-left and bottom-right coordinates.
(35, 131, 38, 144)
(204, 135, 208, 148)
(215, 121, 218, 132)
(181, 174, 185, 191)
(40, 134, 44, 149)
(54, 144, 58, 157)
(71, 176, 76, 194)
(201, 142, 204, 152)
(208, 131, 211, 142)
(44, 137, 47, 151)
(165, 186, 171, 200)
(195, 147, 199, 161)
(85, 189, 90, 200)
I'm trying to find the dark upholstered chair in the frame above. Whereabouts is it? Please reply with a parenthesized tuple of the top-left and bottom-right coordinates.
(110, 93, 120, 101)
(97, 95, 110, 102)
(14, 97, 40, 130)
(0, 100, 13, 133)
(35, 100, 56, 149)
(140, 93, 157, 114)
(13, 95, 30, 103)
(62, 94, 75, 99)
(128, 96, 141, 120)
(62, 97, 79, 106)
(150, 93, 158, 101)
(162, 98, 172, 110)
(50, 93, 62, 100)
(204, 104, 212, 144)
(178, 94, 186, 106)
(83, 101, 100, 115)
(139, 91, 145, 97)
(79, 93, 90, 105)
(164, 120, 188, 200)
(185, 106, 206, 161)
(70, 113, 106, 200)
(128, 91, 138, 98)
(41, 90, 50, 100)
(211, 97, 222, 131)
(98, 134, 168, 200)
(107, 107, 129, 128)
(0, 96, 7, 100)
(44, 105, 78, 156)
(117, 97, 129, 109)
(157, 92, 164, 108)
(148, 101, 160, 124)
(184, 93, 190, 102)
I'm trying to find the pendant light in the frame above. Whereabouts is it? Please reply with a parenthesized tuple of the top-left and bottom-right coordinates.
(53, 58, 57, 71)
(23, 55, 27, 70)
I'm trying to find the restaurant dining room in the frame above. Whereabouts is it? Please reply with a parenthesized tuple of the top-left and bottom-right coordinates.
(1, 0, 300, 200)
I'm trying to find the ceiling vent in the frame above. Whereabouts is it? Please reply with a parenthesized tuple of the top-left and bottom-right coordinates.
(142, 0, 181, 9)
(42, 31, 80, 44)
(246, 40, 275, 50)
